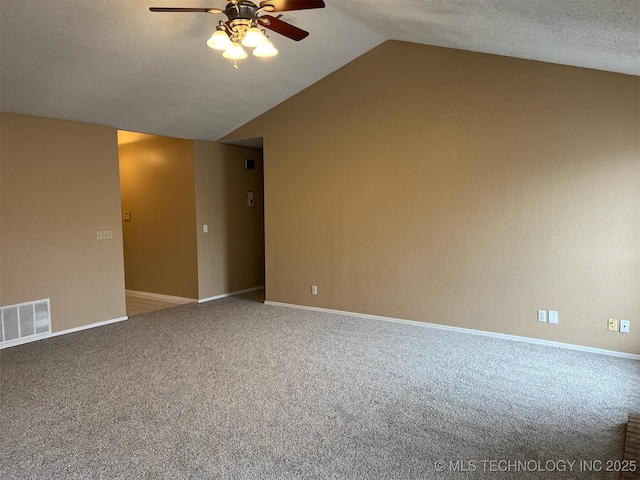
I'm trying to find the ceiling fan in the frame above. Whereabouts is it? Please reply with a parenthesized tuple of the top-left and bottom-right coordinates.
(150, 0, 326, 66)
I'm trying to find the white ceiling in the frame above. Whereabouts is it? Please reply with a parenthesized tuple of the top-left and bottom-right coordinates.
(334, 0, 640, 76)
(1, 0, 638, 145)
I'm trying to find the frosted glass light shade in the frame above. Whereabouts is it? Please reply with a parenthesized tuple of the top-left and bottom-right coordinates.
(207, 30, 232, 50)
(253, 40, 278, 57)
(241, 27, 267, 48)
(223, 42, 248, 59)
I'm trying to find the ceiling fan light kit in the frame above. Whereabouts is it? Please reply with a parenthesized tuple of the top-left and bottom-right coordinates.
(242, 26, 269, 47)
(222, 42, 249, 60)
(150, 0, 325, 68)
(207, 28, 233, 50)
(253, 40, 278, 57)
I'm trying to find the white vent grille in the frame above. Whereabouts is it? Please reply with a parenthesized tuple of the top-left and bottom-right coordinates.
(1, 299, 51, 348)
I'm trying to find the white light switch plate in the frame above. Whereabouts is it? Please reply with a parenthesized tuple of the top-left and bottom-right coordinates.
(97, 230, 113, 241)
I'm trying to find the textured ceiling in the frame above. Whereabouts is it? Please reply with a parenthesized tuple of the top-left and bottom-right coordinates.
(333, 0, 640, 76)
(1, 0, 638, 144)
(0, 0, 384, 142)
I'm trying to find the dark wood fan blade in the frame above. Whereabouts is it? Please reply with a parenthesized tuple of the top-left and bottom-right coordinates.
(149, 7, 223, 13)
(258, 15, 309, 41)
(259, 0, 325, 12)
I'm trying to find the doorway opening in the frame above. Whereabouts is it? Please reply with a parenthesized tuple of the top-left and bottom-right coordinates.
(117, 131, 265, 316)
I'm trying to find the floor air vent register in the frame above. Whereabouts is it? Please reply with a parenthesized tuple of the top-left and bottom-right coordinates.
(0, 299, 51, 348)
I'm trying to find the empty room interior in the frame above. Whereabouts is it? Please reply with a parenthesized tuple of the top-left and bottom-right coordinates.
(1, 1, 639, 478)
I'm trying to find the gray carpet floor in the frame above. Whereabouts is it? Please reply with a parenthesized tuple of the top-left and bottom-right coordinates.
(1, 290, 639, 479)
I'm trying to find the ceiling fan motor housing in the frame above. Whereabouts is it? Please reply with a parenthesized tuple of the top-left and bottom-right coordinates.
(225, 2, 260, 22)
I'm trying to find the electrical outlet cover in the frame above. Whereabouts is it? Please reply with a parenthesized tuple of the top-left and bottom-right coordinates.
(537, 310, 547, 322)
(608, 318, 618, 331)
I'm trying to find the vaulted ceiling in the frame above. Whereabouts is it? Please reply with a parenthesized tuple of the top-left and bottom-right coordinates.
(1, 0, 638, 143)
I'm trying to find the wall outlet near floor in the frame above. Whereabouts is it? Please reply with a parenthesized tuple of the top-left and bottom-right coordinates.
(548, 310, 558, 324)
(311, 285, 318, 295)
(537, 310, 547, 322)
(607, 318, 618, 332)
(619, 320, 630, 333)
(97, 230, 113, 241)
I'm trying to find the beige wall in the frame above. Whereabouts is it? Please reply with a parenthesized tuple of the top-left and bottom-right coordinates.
(118, 136, 199, 299)
(222, 41, 640, 354)
(0, 113, 126, 331)
(194, 141, 264, 300)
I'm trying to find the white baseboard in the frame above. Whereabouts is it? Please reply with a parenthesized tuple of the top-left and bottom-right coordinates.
(125, 290, 197, 303)
(199, 285, 265, 304)
(0, 316, 128, 349)
(265, 301, 640, 361)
